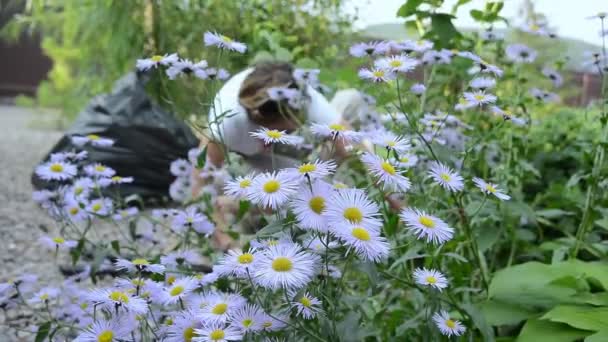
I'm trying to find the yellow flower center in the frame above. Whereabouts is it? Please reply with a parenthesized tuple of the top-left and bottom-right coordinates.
(80, 302, 89, 310)
(52, 237, 65, 244)
(263, 180, 280, 193)
(97, 330, 114, 342)
(381, 161, 396, 175)
(111, 176, 122, 182)
(151, 55, 163, 62)
(91, 203, 102, 212)
(416, 40, 425, 46)
(474, 94, 485, 101)
(419, 216, 435, 228)
(400, 157, 409, 163)
(446, 319, 456, 329)
(343, 207, 363, 224)
(329, 123, 345, 131)
(372, 70, 385, 78)
(267, 240, 279, 246)
(298, 163, 317, 173)
(87, 134, 100, 140)
(68, 207, 79, 216)
(459, 98, 468, 105)
(333, 182, 347, 189)
(49, 163, 64, 173)
(440, 173, 451, 182)
(386, 140, 396, 147)
(40, 293, 49, 301)
(131, 279, 145, 286)
(266, 130, 283, 139)
(221, 35, 233, 43)
(211, 303, 228, 315)
(132, 258, 149, 266)
(351, 227, 371, 241)
(262, 321, 272, 328)
(94, 165, 106, 172)
(239, 179, 251, 188)
(237, 253, 254, 264)
(183, 327, 195, 342)
(426, 276, 437, 284)
(74, 186, 83, 195)
(299, 296, 312, 307)
(271, 257, 293, 272)
(170, 285, 184, 297)
(485, 184, 496, 193)
(530, 24, 540, 32)
(242, 318, 253, 327)
(108, 291, 129, 303)
(389, 60, 402, 67)
(209, 329, 225, 341)
(308, 196, 326, 214)
(167, 275, 176, 285)
(165, 318, 174, 325)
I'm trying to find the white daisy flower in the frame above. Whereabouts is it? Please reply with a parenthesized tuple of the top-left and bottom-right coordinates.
(194, 324, 243, 342)
(480, 28, 504, 41)
(433, 310, 466, 337)
(478, 61, 504, 77)
(164, 310, 201, 342)
(247, 171, 298, 210)
(291, 180, 333, 232)
(401, 39, 434, 53)
(38, 236, 78, 251)
(98, 175, 134, 187)
(326, 188, 382, 231)
(333, 225, 390, 262)
(410, 83, 426, 95)
(135, 53, 178, 71)
(64, 199, 90, 222)
(489, 106, 527, 126)
(374, 54, 419, 73)
(358, 67, 396, 83)
(310, 123, 362, 144)
(250, 235, 294, 250)
(203, 31, 247, 53)
(163, 277, 198, 305)
(165, 58, 199, 80)
(303, 235, 338, 253)
(400, 208, 454, 245)
(422, 50, 452, 65)
(249, 128, 302, 146)
(392, 154, 418, 168)
(74, 316, 134, 342)
(172, 207, 215, 235)
(541, 67, 563, 87)
(413, 267, 449, 291)
(428, 162, 464, 192)
(472, 177, 511, 200)
(361, 152, 411, 193)
(293, 68, 320, 86)
(84, 163, 116, 178)
(463, 91, 497, 107)
(254, 243, 320, 290)
(469, 77, 496, 90)
(115, 258, 165, 274)
(28, 287, 60, 304)
(371, 132, 411, 153)
(215, 249, 259, 278)
(112, 207, 139, 221)
(170, 159, 192, 177)
(199, 67, 231, 81)
(35, 161, 77, 181)
(87, 288, 148, 314)
(587, 12, 607, 20)
(199, 292, 247, 324)
(228, 303, 265, 333)
(224, 173, 255, 199)
(266, 86, 299, 101)
(290, 291, 323, 319)
(71, 134, 114, 147)
(454, 97, 476, 111)
(284, 159, 336, 182)
(86, 197, 113, 216)
(70, 177, 95, 198)
(197, 271, 220, 287)
(349, 41, 389, 57)
(260, 312, 288, 332)
(160, 250, 202, 269)
(506, 43, 537, 63)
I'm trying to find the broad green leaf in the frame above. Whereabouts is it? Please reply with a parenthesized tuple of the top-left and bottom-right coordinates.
(536, 209, 573, 219)
(586, 330, 608, 342)
(35, 322, 52, 342)
(196, 146, 207, 169)
(462, 303, 495, 342)
(542, 305, 608, 331)
(111, 240, 120, 254)
(237, 200, 251, 221)
(429, 13, 461, 46)
(479, 299, 537, 326)
(470, 9, 484, 21)
(518, 319, 591, 342)
(255, 219, 285, 237)
(396, 0, 424, 18)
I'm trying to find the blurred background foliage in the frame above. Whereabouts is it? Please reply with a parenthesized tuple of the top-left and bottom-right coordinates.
(2, 0, 355, 119)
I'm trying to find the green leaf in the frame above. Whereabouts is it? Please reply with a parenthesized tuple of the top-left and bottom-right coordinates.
(586, 330, 608, 342)
(542, 305, 608, 331)
(470, 9, 484, 21)
(536, 209, 574, 219)
(237, 200, 251, 221)
(35, 321, 52, 342)
(461, 303, 495, 341)
(196, 146, 207, 169)
(70, 238, 85, 265)
(479, 299, 537, 326)
(274, 47, 293, 62)
(429, 13, 461, 46)
(111, 240, 120, 254)
(396, 0, 425, 18)
(518, 319, 591, 342)
(256, 219, 285, 237)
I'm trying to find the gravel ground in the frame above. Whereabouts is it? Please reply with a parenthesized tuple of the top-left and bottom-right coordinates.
(0, 105, 66, 341)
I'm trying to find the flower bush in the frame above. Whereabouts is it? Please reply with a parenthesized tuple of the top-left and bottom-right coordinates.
(3, 5, 608, 342)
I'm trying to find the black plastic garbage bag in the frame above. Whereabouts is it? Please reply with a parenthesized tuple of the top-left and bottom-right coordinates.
(32, 72, 199, 203)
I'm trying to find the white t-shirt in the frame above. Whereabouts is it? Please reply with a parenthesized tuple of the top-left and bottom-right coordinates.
(208, 68, 341, 161)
